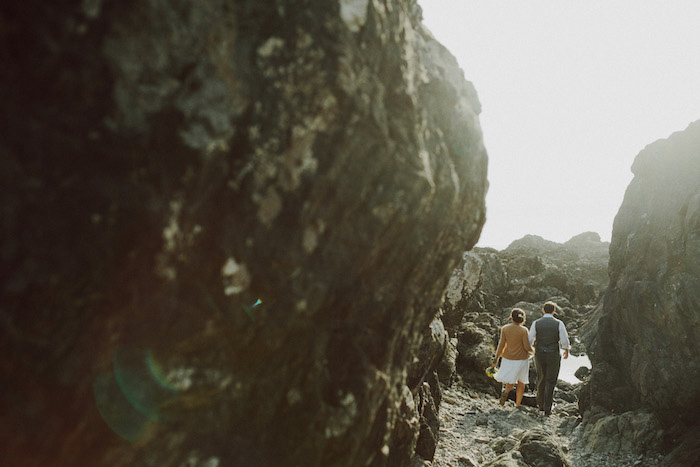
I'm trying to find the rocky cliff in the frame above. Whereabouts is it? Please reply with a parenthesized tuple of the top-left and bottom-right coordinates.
(581, 120, 700, 460)
(0, 1, 487, 465)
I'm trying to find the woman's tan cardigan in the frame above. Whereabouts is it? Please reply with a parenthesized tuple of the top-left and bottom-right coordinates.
(495, 323, 534, 360)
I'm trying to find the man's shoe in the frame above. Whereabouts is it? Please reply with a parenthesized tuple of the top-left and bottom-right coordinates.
(544, 410, 551, 416)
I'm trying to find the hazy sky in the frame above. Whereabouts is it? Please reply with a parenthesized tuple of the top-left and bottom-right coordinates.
(419, 1, 700, 250)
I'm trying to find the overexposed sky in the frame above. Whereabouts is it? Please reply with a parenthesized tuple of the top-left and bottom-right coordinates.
(419, 0, 700, 250)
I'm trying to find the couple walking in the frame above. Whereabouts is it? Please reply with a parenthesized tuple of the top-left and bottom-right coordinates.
(491, 301, 570, 415)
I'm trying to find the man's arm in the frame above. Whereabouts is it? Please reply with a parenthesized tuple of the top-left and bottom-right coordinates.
(528, 322, 536, 347)
(559, 321, 570, 359)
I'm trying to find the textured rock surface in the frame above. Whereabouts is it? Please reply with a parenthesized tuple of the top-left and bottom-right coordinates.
(0, 1, 487, 465)
(517, 428, 571, 467)
(501, 233, 609, 308)
(466, 234, 609, 323)
(582, 121, 700, 419)
(572, 407, 663, 456)
(442, 251, 484, 331)
(433, 384, 663, 467)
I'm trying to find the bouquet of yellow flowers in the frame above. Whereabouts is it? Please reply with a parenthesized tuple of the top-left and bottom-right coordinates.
(485, 366, 496, 378)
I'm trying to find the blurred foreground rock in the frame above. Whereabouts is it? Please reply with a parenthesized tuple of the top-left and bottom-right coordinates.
(0, 1, 488, 465)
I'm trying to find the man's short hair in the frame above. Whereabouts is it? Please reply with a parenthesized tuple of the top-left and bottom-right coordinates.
(543, 301, 556, 314)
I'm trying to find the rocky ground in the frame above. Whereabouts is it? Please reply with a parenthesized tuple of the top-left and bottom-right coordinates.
(432, 383, 665, 467)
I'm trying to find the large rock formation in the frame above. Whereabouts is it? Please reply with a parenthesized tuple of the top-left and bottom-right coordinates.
(498, 232, 609, 310)
(0, 1, 488, 465)
(581, 121, 700, 457)
(432, 233, 608, 394)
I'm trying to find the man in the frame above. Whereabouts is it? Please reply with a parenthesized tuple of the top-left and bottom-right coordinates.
(528, 301, 570, 416)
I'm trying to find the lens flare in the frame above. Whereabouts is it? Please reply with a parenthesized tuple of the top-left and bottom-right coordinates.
(146, 348, 179, 393)
(93, 371, 152, 442)
(242, 298, 262, 320)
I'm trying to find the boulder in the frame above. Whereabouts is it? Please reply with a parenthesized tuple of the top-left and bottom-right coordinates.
(0, 1, 488, 465)
(574, 407, 664, 455)
(574, 366, 590, 381)
(490, 436, 519, 455)
(455, 322, 498, 393)
(584, 120, 700, 420)
(517, 428, 571, 467)
(554, 380, 578, 404)
(482, 451, 529, 467)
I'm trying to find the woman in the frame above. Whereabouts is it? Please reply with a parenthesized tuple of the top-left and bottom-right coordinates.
(492, 308, 534, 408)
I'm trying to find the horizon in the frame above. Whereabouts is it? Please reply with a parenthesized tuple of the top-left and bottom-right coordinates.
(419, 1, 700, 251)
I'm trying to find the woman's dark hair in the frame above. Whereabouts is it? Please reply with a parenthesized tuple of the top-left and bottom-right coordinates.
(511, 308, 525, 324)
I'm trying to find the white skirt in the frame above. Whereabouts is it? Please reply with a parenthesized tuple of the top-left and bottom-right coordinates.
(494, 357, 529, 384)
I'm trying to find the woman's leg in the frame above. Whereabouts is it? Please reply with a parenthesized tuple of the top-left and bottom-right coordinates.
(515, 381, 525, 407)
(501, 383, 514, 405)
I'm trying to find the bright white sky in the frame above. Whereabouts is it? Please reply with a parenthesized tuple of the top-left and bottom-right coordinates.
(419, 0, 700, 250)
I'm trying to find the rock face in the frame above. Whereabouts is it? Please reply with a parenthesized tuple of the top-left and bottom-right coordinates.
(573, 407, 663, 456)
(465, 234, 609, 328)
(582, 121, 700, 421)
(0, 1, 488, 466)
(500, 233, 610, 309)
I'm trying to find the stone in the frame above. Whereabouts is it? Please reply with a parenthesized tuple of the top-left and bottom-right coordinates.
(482, 451, 529, 467)
(437, 337, 459, 384)
(475, 415, 489, 426)
(456, 322, 499, 393)
(517, 427, 571, 467)
(414, 382, 440, 462)
(557, 416, 581, 436)
(0, 1, 488, 465)
(490, 436, 519, 455)
(574, 366, 590, 381)
(458, 455, 479, 467)
(575, 408, 664, 455)
(554, 380, 577, 403)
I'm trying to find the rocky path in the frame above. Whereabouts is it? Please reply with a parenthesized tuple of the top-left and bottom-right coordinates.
(432, 383, 664, 467)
